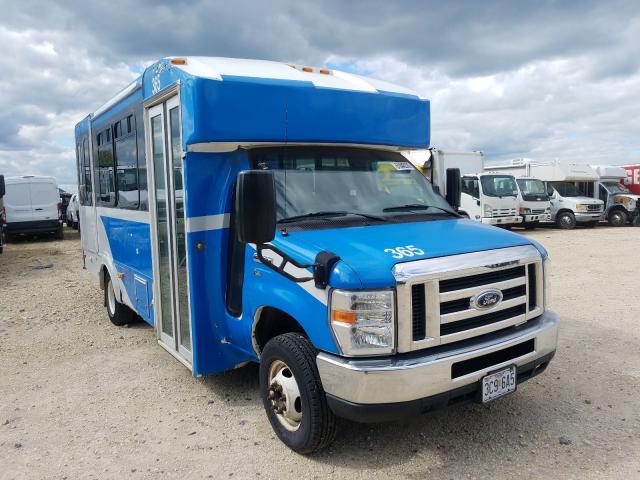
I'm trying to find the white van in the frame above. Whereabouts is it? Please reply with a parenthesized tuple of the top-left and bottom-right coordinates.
(3, 176, 64, 239)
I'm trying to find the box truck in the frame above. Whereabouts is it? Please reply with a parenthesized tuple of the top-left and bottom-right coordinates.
(404, 149, 523, 226)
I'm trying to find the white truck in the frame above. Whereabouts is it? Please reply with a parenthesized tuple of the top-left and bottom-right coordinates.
(404, 149, 522, 226)
(586, 165, 640, 226)
(486, 159, 604, 229)
(511, 177, 552, 229)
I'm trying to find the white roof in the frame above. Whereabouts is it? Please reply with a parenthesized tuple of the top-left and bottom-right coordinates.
(169, 56, 426, 99)
(6, 175, 57, 184)
(592, 165, 627, 180)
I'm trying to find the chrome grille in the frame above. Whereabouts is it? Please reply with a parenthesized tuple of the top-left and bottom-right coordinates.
(492, 208, 517, 217)
(531, 209, 546, 214)
(587, 204, 602, 212)
(395, 245, 544, 353)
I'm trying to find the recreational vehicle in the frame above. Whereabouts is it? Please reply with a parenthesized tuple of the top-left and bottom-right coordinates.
(488, 159, 604, 229)
(584, 165, 639, 226)
(75, 57, 558, 452)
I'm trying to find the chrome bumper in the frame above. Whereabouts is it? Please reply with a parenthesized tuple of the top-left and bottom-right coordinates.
(480, 215, 523, 225)
(523, 214, 551, 222)
(574, 212, 602, 222)
(317, 311, 558, 405)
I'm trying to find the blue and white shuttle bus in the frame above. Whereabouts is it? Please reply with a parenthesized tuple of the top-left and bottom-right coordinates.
(75, 57, 558, 452)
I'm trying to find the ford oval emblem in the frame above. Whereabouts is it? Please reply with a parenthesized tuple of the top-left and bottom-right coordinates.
(471, 289, 503, 310)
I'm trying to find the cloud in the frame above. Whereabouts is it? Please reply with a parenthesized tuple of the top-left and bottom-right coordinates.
(1, 0, 639, 186)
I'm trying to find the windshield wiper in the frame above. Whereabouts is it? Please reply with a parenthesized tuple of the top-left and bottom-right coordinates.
(279, 211, 386, 224)
(382, 204, 459, 216)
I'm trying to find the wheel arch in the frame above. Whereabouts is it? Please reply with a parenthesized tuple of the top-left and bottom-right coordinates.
(252, 306, 309, 356)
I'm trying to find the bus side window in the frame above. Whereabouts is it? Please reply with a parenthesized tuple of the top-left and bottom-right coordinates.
(114, 116, 140, 209)
(96, 127, 116, 206)
(78, 137, 93, 206)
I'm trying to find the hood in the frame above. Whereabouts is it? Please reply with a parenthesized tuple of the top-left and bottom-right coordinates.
(271, 218, 536, 288)
(568, 196, 602, 204)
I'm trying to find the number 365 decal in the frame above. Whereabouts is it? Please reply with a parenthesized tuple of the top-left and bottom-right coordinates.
(384, 245, 425, 259)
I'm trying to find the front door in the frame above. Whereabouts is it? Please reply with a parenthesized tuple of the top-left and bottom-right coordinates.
(148, 96, 192, 365)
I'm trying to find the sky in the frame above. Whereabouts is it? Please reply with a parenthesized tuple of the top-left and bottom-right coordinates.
(1, 0, 640, 186)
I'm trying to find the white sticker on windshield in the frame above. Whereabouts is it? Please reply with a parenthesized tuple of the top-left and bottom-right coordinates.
(391, 161, 413, 171)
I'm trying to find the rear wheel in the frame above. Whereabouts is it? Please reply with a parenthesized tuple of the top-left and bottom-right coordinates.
(104, 273, 135, 326)
(608, 209, 627, 227)
(260, 333, 336, 453)
(556, 212, 576, 229)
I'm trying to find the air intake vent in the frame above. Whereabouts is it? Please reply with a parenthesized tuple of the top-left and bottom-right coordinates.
(451, 339, 535, 378)
(528, 264, 537, 311)
(439, 266, 525, 293)
(411, 284, 426, 340)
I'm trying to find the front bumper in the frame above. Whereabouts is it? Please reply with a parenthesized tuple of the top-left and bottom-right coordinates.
(480, 215, 523, 225)
(523, 213, 551, 222)
(574, 212, 602, 222)
(317, 311, 558, 421)
(4, 220, 62, 234)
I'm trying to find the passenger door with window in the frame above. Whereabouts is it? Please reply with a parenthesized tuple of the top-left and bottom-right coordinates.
(148, 96, 192, 365)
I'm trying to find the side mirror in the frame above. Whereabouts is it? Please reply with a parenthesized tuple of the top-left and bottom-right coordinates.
(235, 170, 276, 244)
(445, 168, 461, 210)
(0, 175, 5, 197)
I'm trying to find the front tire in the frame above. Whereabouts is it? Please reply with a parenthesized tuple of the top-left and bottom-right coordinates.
(260, 333, 336, 453)
(608, 209, 627, 227)
(104, 274, 135, 326)
(556, 211, 576, 229)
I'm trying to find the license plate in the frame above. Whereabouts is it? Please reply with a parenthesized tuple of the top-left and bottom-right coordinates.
(481, 365, 516, 403)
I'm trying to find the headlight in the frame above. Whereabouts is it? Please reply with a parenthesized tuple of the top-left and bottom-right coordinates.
(575, 204, 585, 211)
(519, 207, 531, 214)
(483, 204, 493, 217)
(542, 256, 550, 309)
(330, 289, 395, 356)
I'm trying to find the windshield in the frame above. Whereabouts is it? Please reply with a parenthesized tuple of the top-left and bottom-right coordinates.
(250, 147, 455, 224)
(480, 175, 518, 197)
(550, 181, 584, 197)
(516, 178, 549, 200)
(602, 181, 630, 194)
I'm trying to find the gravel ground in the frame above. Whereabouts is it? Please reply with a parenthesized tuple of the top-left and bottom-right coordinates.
(1, 226, 639, 480)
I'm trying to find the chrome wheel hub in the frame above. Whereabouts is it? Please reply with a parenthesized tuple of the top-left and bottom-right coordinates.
(267, 360, 302, 431)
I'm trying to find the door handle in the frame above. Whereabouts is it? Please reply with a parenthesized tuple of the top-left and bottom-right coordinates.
(35, 208, 43, 211)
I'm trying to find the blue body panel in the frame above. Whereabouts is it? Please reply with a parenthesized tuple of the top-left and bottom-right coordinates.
(100, 216, 154, 325)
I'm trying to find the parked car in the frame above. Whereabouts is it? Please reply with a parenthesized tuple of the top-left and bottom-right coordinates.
(59, 189, 72, 223)
(66, 193, 79, 229)
(3, 175, 64, 240)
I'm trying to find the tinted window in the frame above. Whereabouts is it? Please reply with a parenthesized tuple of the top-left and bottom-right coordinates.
(462, 177, 480, 198)
(114, 115, 139, 209)
(96, 127, 115, 205)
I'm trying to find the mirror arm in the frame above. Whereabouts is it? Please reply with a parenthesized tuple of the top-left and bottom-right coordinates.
(255, 244, 341, 289)
(256, 243, 314, 283)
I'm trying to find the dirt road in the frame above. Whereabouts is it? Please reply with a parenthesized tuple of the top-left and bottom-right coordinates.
(1, 226, 639, 479)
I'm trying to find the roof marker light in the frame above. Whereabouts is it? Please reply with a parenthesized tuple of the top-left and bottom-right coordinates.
(302, 66, 313, 72)
(319, 69, 331, 75)
(171, 58, 187, 65)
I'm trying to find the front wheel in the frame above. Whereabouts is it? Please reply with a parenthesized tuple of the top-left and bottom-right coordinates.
(260, 333, 336, 453)
(556, 212, 576, 229)
(608, 210, 627, 227)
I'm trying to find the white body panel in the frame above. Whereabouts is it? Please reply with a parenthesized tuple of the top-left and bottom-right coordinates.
(4, 176, 59, 224)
